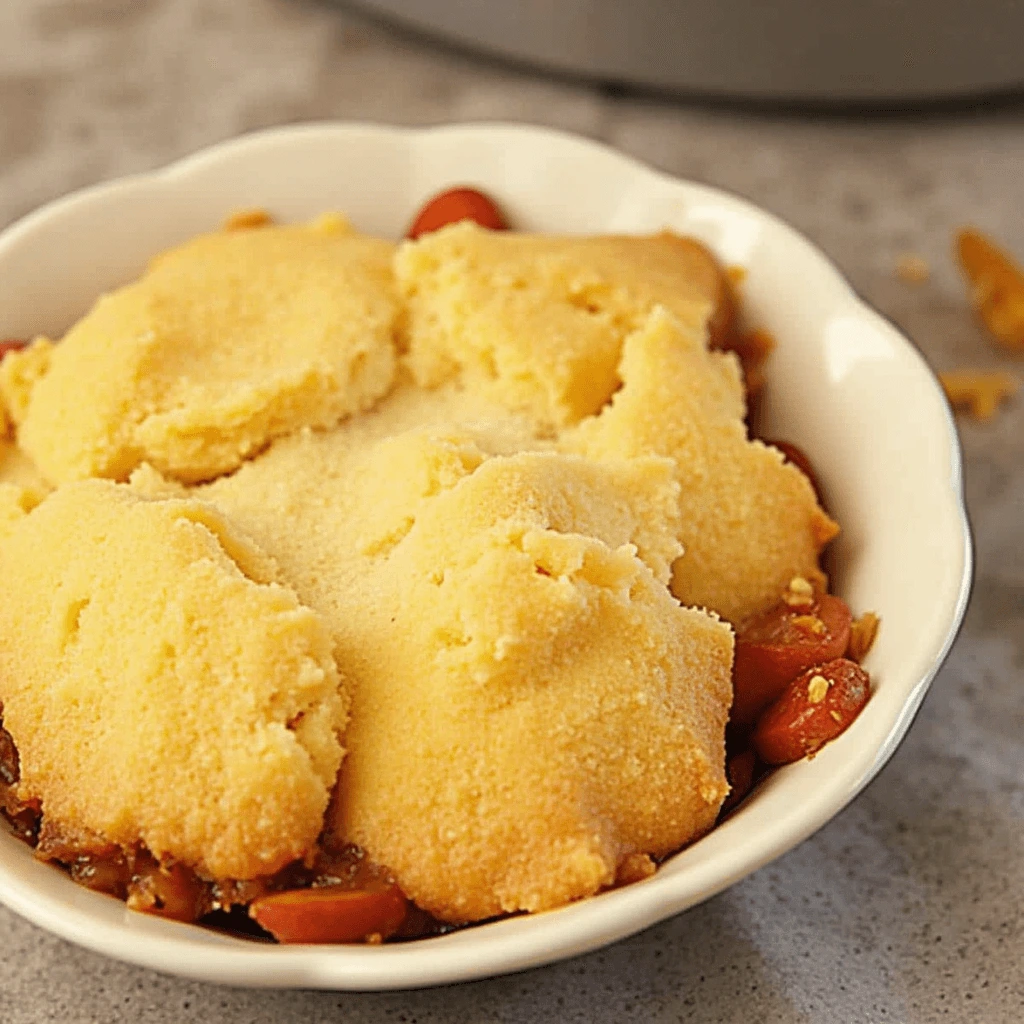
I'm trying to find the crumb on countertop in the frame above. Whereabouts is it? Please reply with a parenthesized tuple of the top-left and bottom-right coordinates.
(939, 369, 1020, 421)
(895, 253, 930, 284)
(955, 227, 1024, 351)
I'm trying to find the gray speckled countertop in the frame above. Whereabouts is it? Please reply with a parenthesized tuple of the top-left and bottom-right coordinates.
(1, 2, 1022, 1021)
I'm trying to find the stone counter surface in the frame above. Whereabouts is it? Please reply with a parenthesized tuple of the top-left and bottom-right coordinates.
(0, 2, 1021, 1021)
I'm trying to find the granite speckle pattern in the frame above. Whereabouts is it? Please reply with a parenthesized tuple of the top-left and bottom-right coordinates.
(0, 2, 1022, 1021)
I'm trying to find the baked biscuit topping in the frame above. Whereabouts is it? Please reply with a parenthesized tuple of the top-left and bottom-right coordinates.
(564, 307, 837, 623)
(1, 217, 398, 484)
(396, 223, 733, 428)
(0, 207, 841, 936)
(0, 480, 345, 879)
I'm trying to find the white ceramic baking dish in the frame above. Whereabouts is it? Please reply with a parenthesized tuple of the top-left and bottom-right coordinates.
(0, 123, 972, 989)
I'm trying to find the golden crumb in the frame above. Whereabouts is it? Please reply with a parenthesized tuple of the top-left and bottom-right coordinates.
(955, 228, 1024, 351)
(939, 370, 1019, 421)
(727, 265, 748, 287)
(895, 253, 930, 284)
(792, 614, 826, 636)
(615, 853, 657, 886)
(830, 710, 843, 723)
(847, 611, 881, 662)
(807, 674, 831, 704)
(783, 575, 815, 608)
(222, 208, 273, 231)
(312, 212, 352, 234)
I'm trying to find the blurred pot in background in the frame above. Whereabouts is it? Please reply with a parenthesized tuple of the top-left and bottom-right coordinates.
(350, 0, 1024, 104)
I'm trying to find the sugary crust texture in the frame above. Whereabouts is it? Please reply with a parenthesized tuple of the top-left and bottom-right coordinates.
(0, 338, 51, 429)
(196, 419, 731, 922)
(336, 453, 733, 922)
(0, 219, 837, 921)
(0, 480, 345, 880)
(2, 217, 398, 485)
(564, 309, 838, 624)
(395, 223, 733, 429)
(1, 381, 54, 532)
(0, 435, 50, 510)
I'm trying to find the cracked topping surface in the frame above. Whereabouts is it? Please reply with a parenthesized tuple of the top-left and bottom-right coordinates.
(0, 218, 835, 920)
